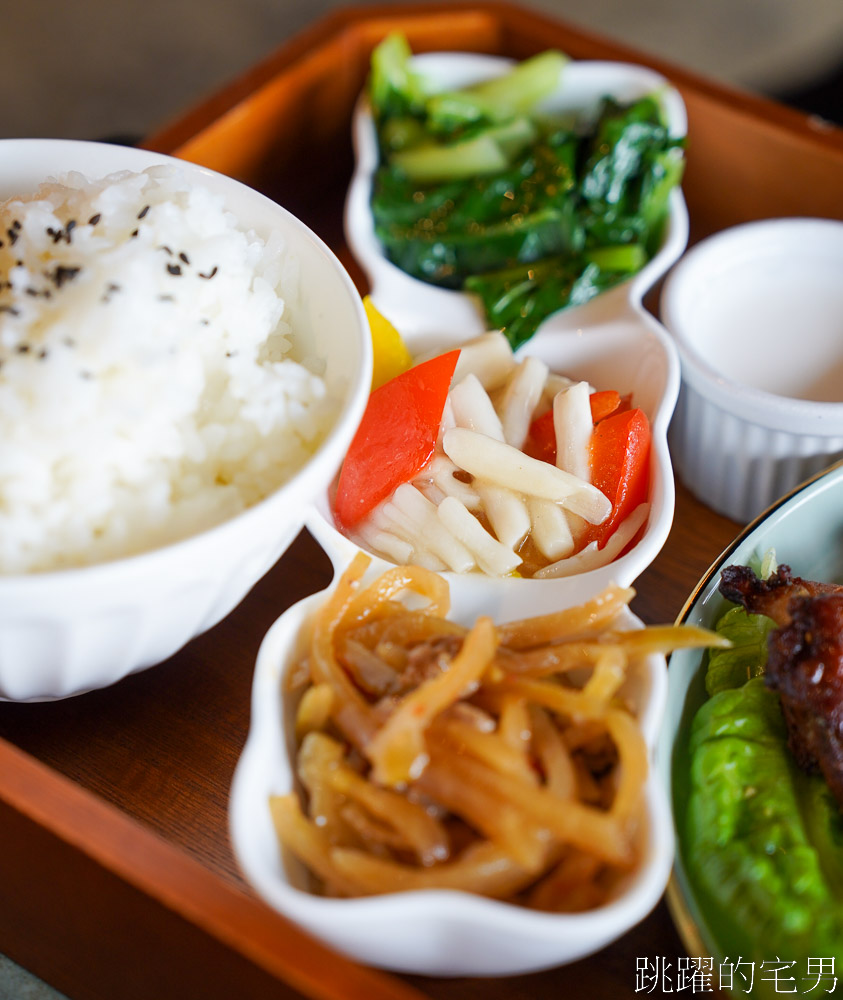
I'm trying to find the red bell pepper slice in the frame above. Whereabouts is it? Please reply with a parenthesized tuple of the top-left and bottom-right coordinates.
(334, 350, 460, 528)
(524, 408, 556, 464)
(526, 390, 635, 465)
(581, 407, 650, 550)
(588, 389, 630, 424)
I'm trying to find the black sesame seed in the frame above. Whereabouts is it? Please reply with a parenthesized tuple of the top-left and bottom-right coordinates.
(199, 318, 210, 326)
(6, 229, 18, 246)
(137, 205, 150, 219)
(158, 245, 172, 255)
(198, 266, 218, 280)
(12, 220, 21, 231)
(130, 229, 139, 238)
(88, 213, 101, 226)
(0, 305, 20, 316)
(178, 252, 190, 265)
(38, 349, 48, 360)
(48, 265, 82, 289)
(16, 343, 30, 352)
(166, 263, 182, 276)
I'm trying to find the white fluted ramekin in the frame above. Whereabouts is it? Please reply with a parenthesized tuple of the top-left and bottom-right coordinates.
(661, 217, 843, 523)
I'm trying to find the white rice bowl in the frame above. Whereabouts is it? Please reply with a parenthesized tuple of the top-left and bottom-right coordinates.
(0, 166, 337, 574)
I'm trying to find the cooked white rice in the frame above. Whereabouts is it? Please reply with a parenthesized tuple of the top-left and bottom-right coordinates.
(0, 166, 337, 573)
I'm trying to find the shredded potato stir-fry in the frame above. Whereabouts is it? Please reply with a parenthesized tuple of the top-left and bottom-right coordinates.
(271, 553, 722, 910)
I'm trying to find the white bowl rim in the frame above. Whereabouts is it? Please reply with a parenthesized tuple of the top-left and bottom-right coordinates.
(0, 138, 373, 590)
(661, 216, 843, 431)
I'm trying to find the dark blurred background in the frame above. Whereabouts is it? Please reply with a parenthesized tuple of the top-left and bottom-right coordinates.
(4, 0, 842, 143)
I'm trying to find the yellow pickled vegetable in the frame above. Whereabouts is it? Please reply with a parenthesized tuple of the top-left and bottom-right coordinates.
(364, 296, 413, 390)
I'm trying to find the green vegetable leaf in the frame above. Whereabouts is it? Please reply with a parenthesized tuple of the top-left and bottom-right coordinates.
(368, 36, 685, 347)
(686, 678, 843, 973)
(369, 33, 427, 121)
(425, 50, 568, 135)
(704, 605, 775, 696)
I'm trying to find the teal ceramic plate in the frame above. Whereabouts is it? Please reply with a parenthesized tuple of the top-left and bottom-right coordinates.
(658, 458, 843, 974)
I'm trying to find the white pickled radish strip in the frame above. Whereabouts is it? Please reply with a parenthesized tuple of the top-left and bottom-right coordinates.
(475, 481, 531, 550)
(553, 381, 592, 482)
(451, 331, 515, 391)
(500, 356, 549, 450)
(391, 483, 476, 573)
(413, 479, 447, 506)
(425, 455, 481, 508)
(374, 501, 450, 572)
(437, 496, 521, 577)
(442, 428, 611, 525)
(527, 498, 575, 561)
(437, 396, 457, 448)
(355, 521, 414, 565)
(533, 503, 650, 579)
(372, 504, 448, 571)
(449, 374, 505, 440)
(541, 372, 577, 409)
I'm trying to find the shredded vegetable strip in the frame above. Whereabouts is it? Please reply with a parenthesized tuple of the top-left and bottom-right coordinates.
(272, 561, 723, 911)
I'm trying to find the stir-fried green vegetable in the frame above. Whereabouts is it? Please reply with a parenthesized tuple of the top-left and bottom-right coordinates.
(684, 585, 843, 987)
(367, 34, 685, 348)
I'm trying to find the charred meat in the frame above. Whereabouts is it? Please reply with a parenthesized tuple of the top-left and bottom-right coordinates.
(718, 563, 843, 808)
(719, 563, 843, 627)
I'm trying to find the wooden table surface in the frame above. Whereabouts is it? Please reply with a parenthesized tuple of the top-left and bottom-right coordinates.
(0, 476, 743, 1000)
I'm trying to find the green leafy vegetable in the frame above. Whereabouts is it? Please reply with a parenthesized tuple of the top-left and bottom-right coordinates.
(367, 34, 685, 348)
(683, 579, 843, 989)
(687, 679, 843, 971)
(704, 605, 775, 696)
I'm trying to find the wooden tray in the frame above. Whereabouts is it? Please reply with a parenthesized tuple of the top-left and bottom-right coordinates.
(1, 5, 841, 999)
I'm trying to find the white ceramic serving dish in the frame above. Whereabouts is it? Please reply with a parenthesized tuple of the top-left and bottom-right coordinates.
(306, 310, 680, 624)
(658, 458, 843, 969)
(230, 569, 673, 977)
(661, 217, 843, 524)
(0, 139, 371, 701)
(345, 51, 689, 353)
(320, 50, 687, 620)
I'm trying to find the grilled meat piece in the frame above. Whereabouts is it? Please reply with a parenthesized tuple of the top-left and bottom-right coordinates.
(766, 593, 843, 807)
(719, 563, 843, 628)
(718, 563, 843, 808)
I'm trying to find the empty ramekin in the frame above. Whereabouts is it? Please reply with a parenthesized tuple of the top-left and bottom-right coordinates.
(660, 217, 843, 523)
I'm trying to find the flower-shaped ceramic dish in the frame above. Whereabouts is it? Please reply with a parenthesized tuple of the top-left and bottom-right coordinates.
(658, 459, 843, 977)
(306, 313, 680, 624)
(0, 139, 371, 701)
(309, 49, 687, 623)
(345, 50, 689, 353)
(230, 564, 674, 977)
